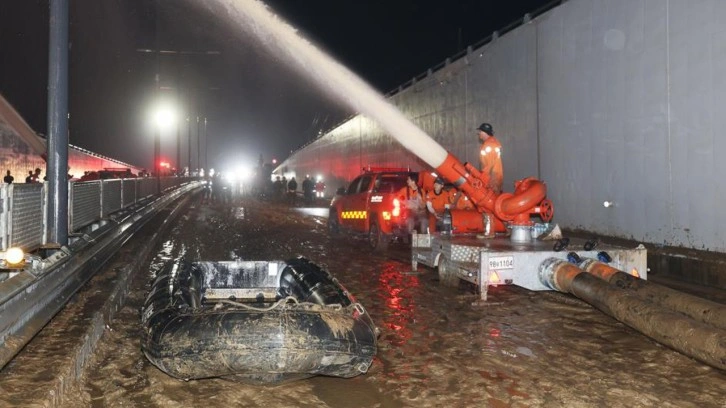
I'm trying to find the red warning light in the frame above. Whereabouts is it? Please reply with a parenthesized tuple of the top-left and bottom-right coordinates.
(392, 199, 401, 217)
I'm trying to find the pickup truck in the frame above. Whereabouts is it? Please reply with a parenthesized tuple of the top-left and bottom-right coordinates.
(328, 168, 415, 251)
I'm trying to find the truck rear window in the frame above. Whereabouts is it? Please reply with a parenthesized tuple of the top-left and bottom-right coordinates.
(373, 175, 408, 194)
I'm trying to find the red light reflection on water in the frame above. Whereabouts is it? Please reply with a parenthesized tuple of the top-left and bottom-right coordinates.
(387, 288, 402, 309)
(377, 261, 420, 347)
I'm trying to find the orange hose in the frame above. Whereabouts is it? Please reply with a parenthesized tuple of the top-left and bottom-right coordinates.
(495, 177, 547, 223)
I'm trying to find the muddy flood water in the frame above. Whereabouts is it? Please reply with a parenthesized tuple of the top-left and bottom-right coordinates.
(63, 195, 726, 407)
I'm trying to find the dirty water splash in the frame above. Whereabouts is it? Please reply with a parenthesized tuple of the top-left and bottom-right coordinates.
(205, 0, 448, 168)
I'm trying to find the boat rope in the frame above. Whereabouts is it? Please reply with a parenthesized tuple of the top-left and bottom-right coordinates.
(215, 296, 299, 311)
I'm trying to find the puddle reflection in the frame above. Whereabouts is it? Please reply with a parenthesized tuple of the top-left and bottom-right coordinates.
(377, 261, 420, 348)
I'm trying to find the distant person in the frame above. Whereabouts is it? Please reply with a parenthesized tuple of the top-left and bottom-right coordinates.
(223, 174, 233, 203)
(25, 170, 33, 183)
(287, 177, 298, 205)
(477, 122, 503, 194)
(281, 176, 288, 202)
(273, 176, 283, 201)
(451, 188, 475, 211)
(202, 175, 212, 203)
(302, 175, 314, 206)
(4, 170, 14, 184)
(211, 173, 223, 204)
(33, 167, 42, 182)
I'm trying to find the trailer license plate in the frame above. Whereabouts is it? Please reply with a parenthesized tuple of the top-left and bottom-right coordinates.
(489, 256, 514, 270)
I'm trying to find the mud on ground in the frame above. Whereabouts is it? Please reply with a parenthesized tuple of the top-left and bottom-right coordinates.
(76, 195, 725, 407)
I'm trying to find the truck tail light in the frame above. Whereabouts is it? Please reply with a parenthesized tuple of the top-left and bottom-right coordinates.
(392, 199, 401, 217)
(382, 211, 391, 220)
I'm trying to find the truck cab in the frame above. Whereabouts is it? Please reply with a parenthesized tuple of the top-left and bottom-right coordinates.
(328, 168, 414, 251)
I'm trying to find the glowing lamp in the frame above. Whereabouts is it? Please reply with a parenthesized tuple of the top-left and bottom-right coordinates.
(5, 247, 25, 266)
(152, 101, 177, 132)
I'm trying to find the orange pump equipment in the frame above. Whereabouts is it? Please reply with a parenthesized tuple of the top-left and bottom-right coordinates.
(433, 152, 554, 234)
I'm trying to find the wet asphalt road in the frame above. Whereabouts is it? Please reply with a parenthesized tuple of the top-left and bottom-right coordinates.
(54, 195, 726, 406)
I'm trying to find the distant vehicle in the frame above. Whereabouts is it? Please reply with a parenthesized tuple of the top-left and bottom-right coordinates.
(314, 180, 326, 198)
(328, 168, 415, 252)
(79, 168, 136, 182)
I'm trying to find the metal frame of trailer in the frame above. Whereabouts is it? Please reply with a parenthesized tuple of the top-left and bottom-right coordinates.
(411, 233, 648, 301)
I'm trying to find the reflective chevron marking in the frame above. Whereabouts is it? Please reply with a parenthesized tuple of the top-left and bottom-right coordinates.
(341, 210, 368, 219)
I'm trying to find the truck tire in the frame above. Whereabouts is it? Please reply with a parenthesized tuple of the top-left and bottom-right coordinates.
(437, 256, 458, 287)
(328, 210, 340, 235)
(368, 220, 389, 252)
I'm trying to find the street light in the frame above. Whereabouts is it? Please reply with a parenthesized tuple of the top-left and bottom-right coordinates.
(151, 100, 176, 191)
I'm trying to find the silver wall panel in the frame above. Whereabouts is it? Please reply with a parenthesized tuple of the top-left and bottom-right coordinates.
(9, 184, 44, 251)
(279, 0, 726, 252)
(667, 0, 725, 250)
(121, 179, 136, 208)
(101, 180, 122, 217)
(538, 0, 726, 251)
(70, 181, 101, 231)
(136, 178, 157, 200)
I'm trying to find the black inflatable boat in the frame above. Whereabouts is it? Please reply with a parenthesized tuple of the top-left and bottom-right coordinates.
(141, 257, 378, 383)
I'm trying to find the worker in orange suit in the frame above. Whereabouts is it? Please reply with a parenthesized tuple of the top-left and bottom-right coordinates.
(477, 122, 503, 194)
(425, 177, 454, 232)
(396, 173, 428, 233)
(451, 189, 475, 210)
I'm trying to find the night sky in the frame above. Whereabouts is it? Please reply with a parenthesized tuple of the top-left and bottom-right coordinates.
(0, 0, 552, 172)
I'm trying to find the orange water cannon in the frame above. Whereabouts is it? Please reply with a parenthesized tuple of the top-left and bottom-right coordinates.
(433, 152, 554, 233)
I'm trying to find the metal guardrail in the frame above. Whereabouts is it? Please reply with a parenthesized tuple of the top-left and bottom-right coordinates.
(0, 177, 199, 252)
(0, 180, 202, 370)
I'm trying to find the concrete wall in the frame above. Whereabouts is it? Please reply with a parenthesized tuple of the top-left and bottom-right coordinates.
(278, 0, 726, 253)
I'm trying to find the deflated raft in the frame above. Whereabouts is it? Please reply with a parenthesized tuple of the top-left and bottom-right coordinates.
(141, 257, 378, 383)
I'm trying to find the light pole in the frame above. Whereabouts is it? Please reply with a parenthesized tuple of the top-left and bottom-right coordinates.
(47, 0, 69, 247)
(187, 115, 191, 175)
(204, 116, 208, 172)
(154, 124, 160, 192)
(153, 101, 176, 192)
